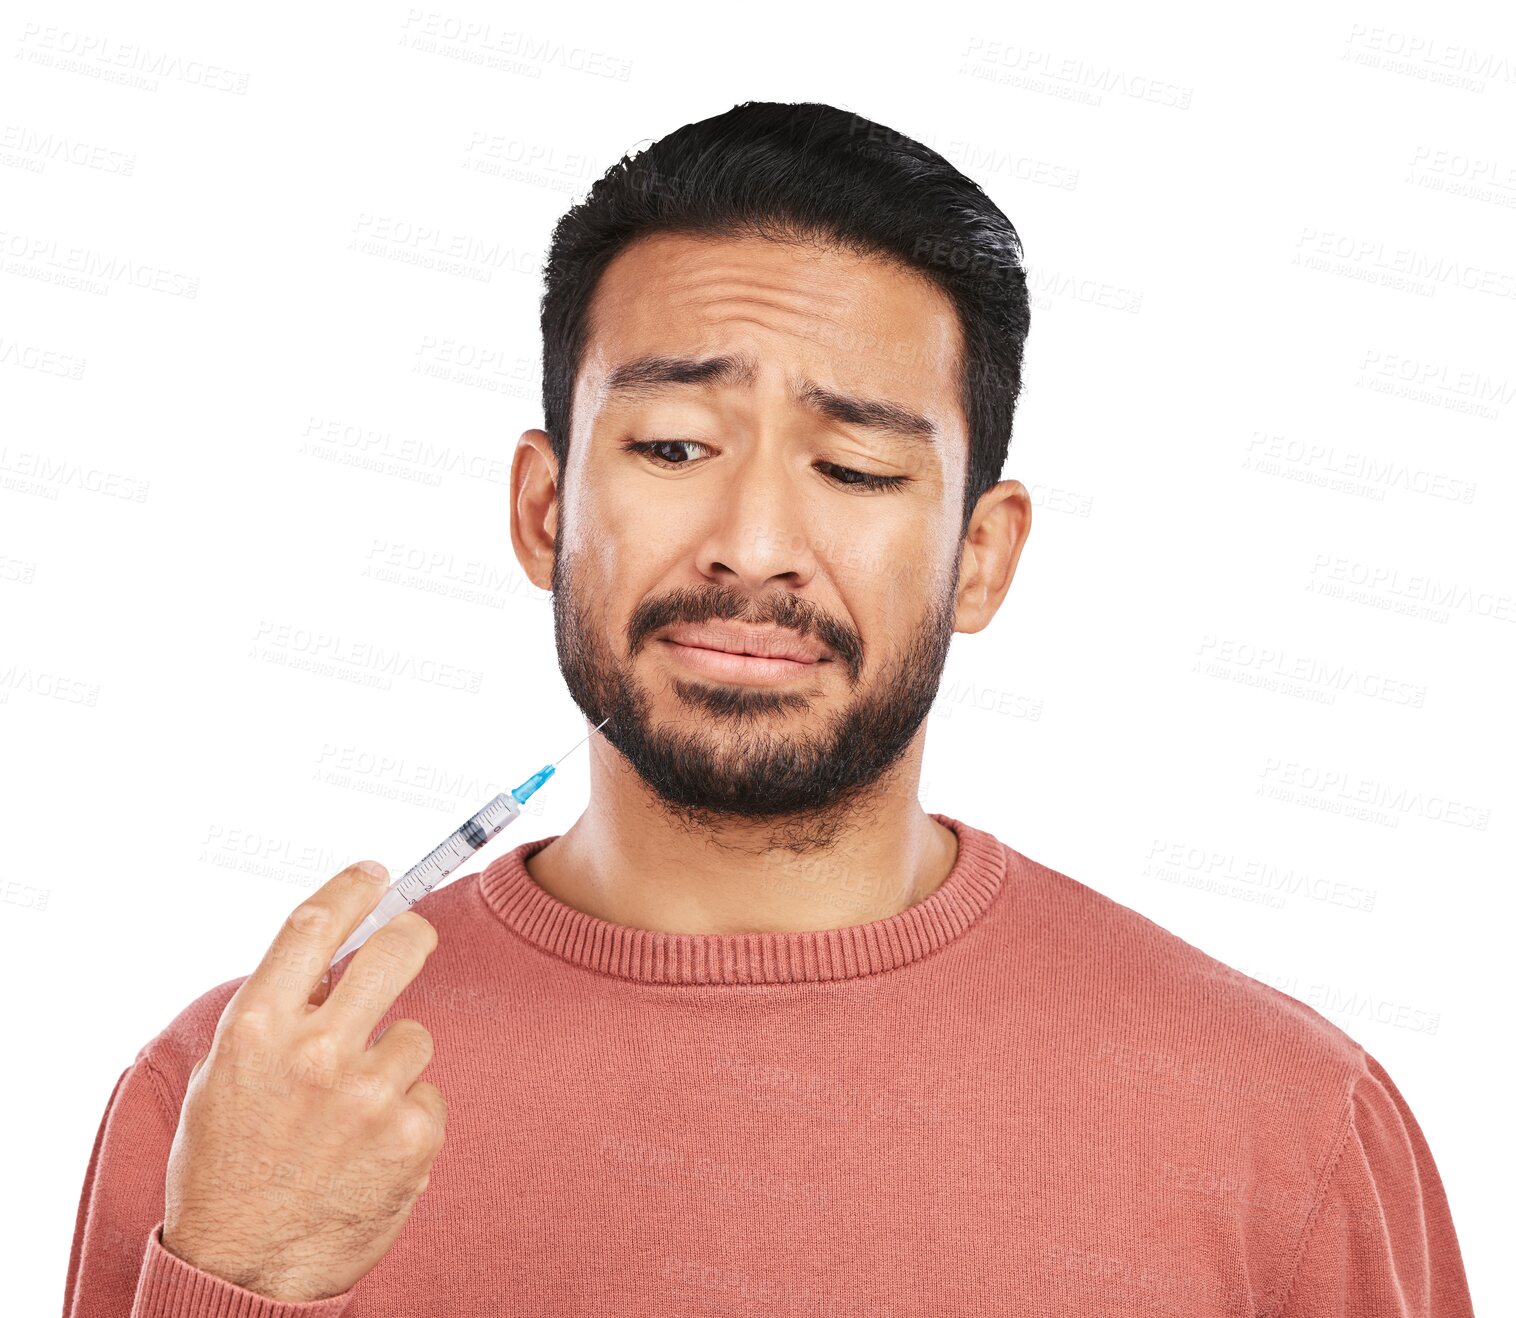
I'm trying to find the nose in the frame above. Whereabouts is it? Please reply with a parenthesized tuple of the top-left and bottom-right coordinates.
(692, 459, 819, 596)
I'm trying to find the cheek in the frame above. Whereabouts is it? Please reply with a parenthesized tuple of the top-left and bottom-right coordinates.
(564, 479, 672, 622)
(819, 537, 920, 677)
(832, 516, 942, 609)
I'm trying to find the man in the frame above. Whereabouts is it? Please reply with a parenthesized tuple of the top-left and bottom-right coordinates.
(66, 101, 1474, 1316)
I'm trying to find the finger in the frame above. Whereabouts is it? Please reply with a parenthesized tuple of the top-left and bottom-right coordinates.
(366, 1018, 434, 1088)
(407, 1080, 448, 1139)
(240, 862, 391, 1015)
(319, 911, 438, 1048)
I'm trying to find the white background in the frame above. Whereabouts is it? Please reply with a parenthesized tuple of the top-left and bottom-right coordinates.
(4, 1, 1511, 1312)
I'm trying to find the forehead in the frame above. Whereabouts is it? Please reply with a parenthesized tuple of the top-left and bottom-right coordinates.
(577, 231, 964, 417)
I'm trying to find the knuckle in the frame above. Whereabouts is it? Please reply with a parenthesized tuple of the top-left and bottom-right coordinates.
(363, 919, 430, 972)
(395, 1099, 443, 1152)
(375, 916, 422, 954)
(286, 902, 332, 940)
(370, 1018, 424, 1066)
(223, 1003, 275, 1043)
(389, 1016, 431, 1045)
(295, 1031, 345, 1078)
(390, 1022, 434, 1069)
(392, 911, 438, 952)
(357, 1068, 405, 1110)
(358, 939, 411, 985)
(415, 1081, 447, 1130)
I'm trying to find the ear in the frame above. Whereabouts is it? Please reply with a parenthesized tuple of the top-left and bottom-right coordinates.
(954, 479, 1033, 635)
(511, 428, 560, 593)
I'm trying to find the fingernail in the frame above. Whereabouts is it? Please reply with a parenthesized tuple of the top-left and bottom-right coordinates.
(356, 860, 388, 880)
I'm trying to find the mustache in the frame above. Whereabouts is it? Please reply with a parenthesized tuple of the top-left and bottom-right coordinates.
(627, 584, 863, 675)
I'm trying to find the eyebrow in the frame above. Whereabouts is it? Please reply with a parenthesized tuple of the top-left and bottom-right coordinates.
(603, 352, 937, 445)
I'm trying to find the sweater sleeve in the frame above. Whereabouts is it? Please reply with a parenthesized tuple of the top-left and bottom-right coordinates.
(63, 1055, 357, 1318)
(1275, 1052, 1475, 1318)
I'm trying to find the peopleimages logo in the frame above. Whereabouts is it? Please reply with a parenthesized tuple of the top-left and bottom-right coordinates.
(0, 228, 198, 298)
(15, 23, 251, 93)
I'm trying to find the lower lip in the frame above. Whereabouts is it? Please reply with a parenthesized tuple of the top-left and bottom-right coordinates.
(659, 640, 828, 685)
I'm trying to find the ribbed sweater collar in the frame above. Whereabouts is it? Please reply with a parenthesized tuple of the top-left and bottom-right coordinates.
(476, 812, 1006, 985)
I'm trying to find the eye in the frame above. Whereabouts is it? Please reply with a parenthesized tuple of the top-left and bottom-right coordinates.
(621, 439, 903, 491)
(817, 462, 911, 493)
(621, 438, 710, 467)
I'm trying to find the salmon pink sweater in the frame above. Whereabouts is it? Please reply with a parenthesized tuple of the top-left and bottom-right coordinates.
(63, 814, 1475, 1316)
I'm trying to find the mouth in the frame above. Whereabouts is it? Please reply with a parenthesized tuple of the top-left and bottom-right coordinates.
(656, 623, 832, 686)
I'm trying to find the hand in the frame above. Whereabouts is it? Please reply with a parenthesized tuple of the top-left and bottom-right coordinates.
(161, 861, 446, 1302)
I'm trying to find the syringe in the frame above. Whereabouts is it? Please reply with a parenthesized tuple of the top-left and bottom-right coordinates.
(329, 716, 607, 968)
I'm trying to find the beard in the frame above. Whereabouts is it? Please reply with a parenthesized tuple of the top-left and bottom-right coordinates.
(550, 535, 959, 839)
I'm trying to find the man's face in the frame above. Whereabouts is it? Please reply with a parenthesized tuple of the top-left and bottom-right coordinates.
(547, 231, 973, 824)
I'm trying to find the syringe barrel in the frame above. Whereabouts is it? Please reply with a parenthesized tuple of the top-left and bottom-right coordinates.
(329, 884, 413, 967)
(327, 792, 523, 970)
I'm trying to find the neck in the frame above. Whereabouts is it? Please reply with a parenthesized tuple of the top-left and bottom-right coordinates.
(523, 736, 958, 935)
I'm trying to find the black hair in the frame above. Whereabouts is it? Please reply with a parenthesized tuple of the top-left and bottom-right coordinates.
(539, 100, 1031, 539)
